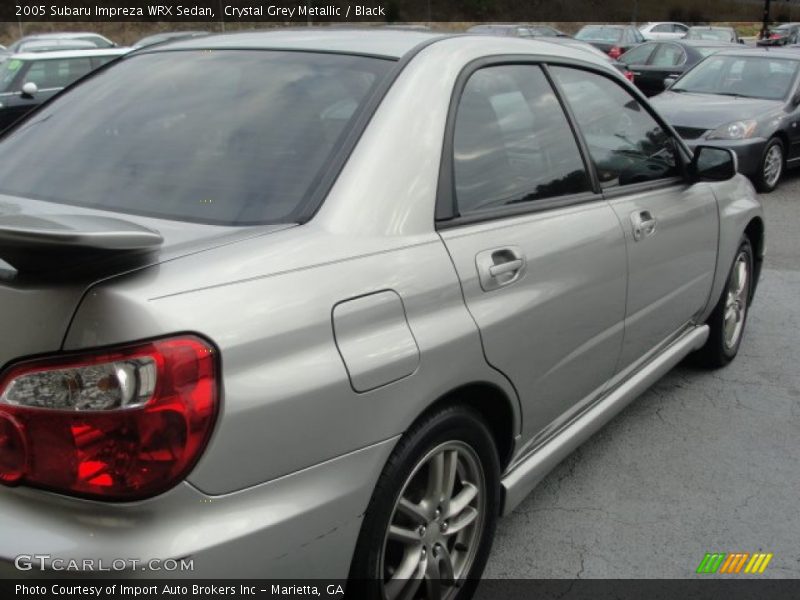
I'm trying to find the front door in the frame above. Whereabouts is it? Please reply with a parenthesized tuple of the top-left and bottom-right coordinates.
(437, 63, 628, 445)
(551, 65, 718, 371)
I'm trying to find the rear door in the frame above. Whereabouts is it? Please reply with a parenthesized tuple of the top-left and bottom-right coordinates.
(551, 66, 718, 372)
(638, 43, 687, 96)
(437, 62, 628, 445)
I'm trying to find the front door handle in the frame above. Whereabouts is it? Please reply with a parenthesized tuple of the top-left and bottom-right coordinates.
(476, 246, 526, 291)
(631, 210, 657, 241)
(488, 258, 523, 278)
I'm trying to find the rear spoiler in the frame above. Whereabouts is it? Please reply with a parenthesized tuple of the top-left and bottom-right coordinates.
(0, 213, 163, 278)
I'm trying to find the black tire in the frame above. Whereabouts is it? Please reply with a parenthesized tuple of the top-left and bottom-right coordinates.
(692, 237, 754, 369)
(754, 137, 784, 193)
(348, 405, 501, 600)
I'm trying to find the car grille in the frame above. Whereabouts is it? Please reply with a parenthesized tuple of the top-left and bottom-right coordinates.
(674, 126, 708, 140)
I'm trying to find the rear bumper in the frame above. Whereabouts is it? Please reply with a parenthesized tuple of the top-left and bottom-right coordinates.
(687, 138, 767, 178)
(0, 436, 397, 579)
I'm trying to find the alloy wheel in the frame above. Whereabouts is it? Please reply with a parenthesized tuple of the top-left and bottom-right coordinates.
(379, 441, 486, 600)
(763, 144, 783, 189)
(723, 250, 750, 351)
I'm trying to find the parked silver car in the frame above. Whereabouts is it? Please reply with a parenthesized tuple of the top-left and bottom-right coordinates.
(0, 30, 764, 597)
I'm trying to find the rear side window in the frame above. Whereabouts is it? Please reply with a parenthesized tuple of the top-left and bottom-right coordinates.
(650, 44, 685, 67)
(0, 51, 391, 225)
(23, 58, 92, 89)
(452, 65, 591, 215)
(551, 66, 680, 188)
(621, 43, 656, 65)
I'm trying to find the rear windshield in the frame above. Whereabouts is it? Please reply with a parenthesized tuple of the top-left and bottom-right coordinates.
(686, 28, 732, 41)
(576, 26, 622, 42)
(0, 50, 392, 225)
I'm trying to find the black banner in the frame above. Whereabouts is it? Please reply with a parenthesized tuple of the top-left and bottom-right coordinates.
(3, 0, 800, 23)
(4, 580, 800, 600)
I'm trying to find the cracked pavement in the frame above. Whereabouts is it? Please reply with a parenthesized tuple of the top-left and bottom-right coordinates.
(483, 173, 800, 579)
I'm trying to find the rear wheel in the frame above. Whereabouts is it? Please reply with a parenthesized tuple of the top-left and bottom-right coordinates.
(755, 137, 784, 193)
(349, 405, 500, 600)
(692, 237, 753, 368)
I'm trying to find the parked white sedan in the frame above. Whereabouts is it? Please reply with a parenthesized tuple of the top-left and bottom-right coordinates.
(639, 21, 689, 40)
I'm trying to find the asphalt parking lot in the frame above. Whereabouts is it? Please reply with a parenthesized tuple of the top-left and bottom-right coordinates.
(484, 173, 800, 579)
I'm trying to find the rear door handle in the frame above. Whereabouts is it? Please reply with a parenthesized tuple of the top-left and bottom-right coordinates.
(631, 210, 657, 241)
(476, 247, 526, 291)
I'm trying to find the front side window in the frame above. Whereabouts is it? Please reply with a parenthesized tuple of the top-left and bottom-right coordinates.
(551, 66, 680, 188)
(576, 27, 623, 43)
(452, 65, 591, 215)
(620, 43, 656, 65)
(0, 50, 392, 225)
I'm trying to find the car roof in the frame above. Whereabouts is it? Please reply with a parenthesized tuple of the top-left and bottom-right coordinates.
(133, 30, 616, 71)
(144, 29, 445, 59)
(21, 32, 110, 40)
(11, 48, 130, 60)
(679, 39, 738, 46)
(715, 47, 800, 59)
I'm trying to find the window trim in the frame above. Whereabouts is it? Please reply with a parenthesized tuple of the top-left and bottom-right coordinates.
(434, 55, 604, 227)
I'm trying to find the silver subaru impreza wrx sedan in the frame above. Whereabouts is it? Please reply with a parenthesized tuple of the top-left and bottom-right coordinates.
(0, 30, 763, 598)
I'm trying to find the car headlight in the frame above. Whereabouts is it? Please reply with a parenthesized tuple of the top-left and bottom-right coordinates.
(707, 120, 758, 140)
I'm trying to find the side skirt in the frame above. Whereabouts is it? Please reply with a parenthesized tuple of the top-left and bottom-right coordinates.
(499, 324, 709, 516)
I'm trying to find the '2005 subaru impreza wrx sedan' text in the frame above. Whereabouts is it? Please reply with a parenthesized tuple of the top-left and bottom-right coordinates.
(0, 30, 764, 598)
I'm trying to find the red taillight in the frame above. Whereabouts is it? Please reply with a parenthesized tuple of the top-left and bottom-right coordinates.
(770, 33, 781, 39)
(624, 70, 635, 82)
(0, 336, 218, 500)
(609, 46, 623, 59)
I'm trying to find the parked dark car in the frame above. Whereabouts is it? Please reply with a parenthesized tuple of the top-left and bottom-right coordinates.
(0, 49, 128, 131)
(619, 40, 735, 96)
(757, 23, 800, 46)
(685, 26, 742, 44)
(575, 24, 645, 59)
(544, 37, 635, 81)
(132, 31, 210, 49)
(467, 23, 569, 38)
(7, 33, 116, 52)
(652, 49, 800, 192)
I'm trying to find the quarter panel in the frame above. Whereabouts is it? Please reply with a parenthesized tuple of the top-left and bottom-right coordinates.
(64, 230, 517, 494)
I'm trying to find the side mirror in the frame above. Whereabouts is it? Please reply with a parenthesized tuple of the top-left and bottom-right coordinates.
(792, 91, 800, 107)
(690, 146, 738, 182)
(663, 76, 678, 90)
(21, 81, 37, 97)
